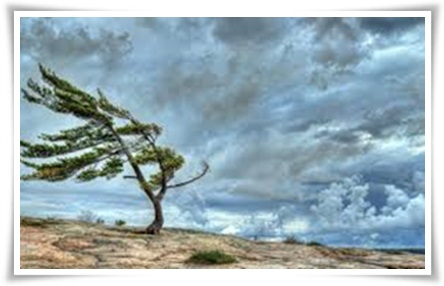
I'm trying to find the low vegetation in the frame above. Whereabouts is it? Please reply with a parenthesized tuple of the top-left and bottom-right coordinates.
(115, 219, 126, 227)
(186, 250, 237, 265)
(20, 217, 58, 228)
(306, 241, 324, 246)
(77, 210, 100, 223)
(283, 236, 304, 244)
(96, 218, 105, 224)
(283, 235, 323, 246)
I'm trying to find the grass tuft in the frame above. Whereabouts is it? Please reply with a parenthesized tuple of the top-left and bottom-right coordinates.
(186, 250, 237, 265)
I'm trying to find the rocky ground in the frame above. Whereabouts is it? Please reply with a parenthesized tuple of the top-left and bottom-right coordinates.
(20, 216, 425, 269)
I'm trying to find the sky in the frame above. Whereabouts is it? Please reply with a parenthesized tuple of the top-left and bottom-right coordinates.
(19, 17, 426, 248)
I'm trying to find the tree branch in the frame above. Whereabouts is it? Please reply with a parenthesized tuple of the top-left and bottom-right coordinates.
(166, 161, 209, 189)
(123, 175, 137, 179)
(126, 117, 169, 200)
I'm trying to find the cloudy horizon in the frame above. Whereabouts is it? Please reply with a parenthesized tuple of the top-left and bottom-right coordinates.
(20, 17, 426, 248)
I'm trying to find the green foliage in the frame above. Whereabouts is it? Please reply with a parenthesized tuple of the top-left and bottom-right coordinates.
(306, 241, 323, 246)
(20, 140, 75, 158)
(96, 218, 105, 224)
(21, 147, 111, 181)
(158, 147, 185, 171)
(20, 64, 186, 184)
(133, 146, 185, 189)
(38, 122, 99, 142)
(20, 217, 59, 228)
(20, 218, 48, 228)
(75, 168, 102, 182)
(283, 236, 304, 245)
(97, 89, 131, 119)
(186, 250, 237, 265)
(76, 157, 124, 182)
(100, 157, 124, 178)
(23, 67, 111, 124)
(282, 235, 324, 246)
(133, 146, 184, 169)
(133, 147, 158, 165)
(116, 122, 162, 137)
(115, 219, 126, 226)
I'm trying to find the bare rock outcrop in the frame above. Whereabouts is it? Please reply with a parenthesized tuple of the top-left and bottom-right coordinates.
(20, 216, 425, 269)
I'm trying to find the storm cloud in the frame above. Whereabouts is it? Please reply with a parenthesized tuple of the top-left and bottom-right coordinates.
(212, 17, 287, 48)
(359, 17, 424, 35)
(20, 17, 426, 248)
(21, 17, 133, 68)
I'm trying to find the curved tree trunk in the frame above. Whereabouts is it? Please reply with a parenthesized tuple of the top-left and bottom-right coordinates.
(146, 198, 164, 234)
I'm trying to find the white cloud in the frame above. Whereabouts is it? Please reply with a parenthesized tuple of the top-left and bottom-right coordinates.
(413, 171, 425, 193)
(310, 176, 425, 234)
(382, 185, 410, 214)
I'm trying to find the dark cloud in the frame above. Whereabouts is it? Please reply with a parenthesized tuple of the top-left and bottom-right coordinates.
(358, 105, 424, 139)
(303, 17, 359, 42)
(360, 153, 425, 190)
(300, 18, 371, 90)
(150, 44, 303, 133)
(212, 17, 287, 48)
(313, 103, 424, 145)
(210, 127, 374, 191)
(21, 18, 133, 68)
(283, 118, 330, 133)
(135, 17, 162, 29)
(360, 17, 425, 35)
(318, 130, 365, 144)
(203, 191, 296, 213)
(136, 17, 212, 45)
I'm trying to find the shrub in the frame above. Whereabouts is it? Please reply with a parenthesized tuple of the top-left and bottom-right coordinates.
(283, 236, 303, 244)
(115, 219, 126, 226)
(96, 218, 105, 224)
(306, 241, 323, 246)
(46, 215, 57, 221)
(186, 250, 237, 265)
(21, 217, 48, 228)
(77, 210, 99, 223)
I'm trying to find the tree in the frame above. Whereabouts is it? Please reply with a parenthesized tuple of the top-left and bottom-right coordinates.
(20, 64, 209, 234)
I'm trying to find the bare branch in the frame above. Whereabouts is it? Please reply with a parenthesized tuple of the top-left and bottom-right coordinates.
(123, 175, 137, 179)
(167, 161, 209, 189)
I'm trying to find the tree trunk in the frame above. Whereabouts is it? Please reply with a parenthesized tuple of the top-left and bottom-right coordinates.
(145, 198, 164, 234)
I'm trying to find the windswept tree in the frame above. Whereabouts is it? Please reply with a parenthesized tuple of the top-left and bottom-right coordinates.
(20, 64, 209, 234)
